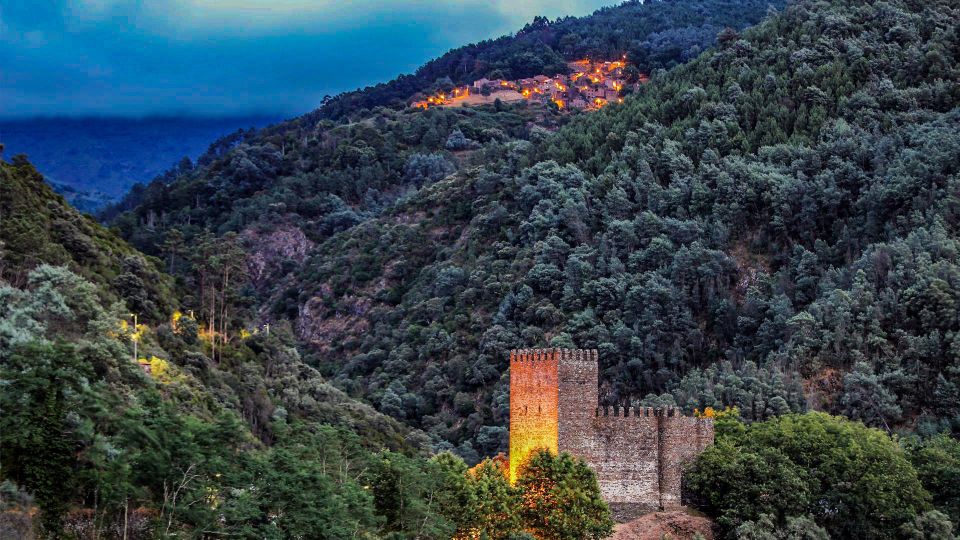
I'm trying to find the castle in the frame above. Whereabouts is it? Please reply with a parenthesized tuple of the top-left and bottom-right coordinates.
(509, 348, 714, 521)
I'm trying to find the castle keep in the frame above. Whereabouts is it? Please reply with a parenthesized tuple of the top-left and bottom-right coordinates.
(509, 348, 714, 520)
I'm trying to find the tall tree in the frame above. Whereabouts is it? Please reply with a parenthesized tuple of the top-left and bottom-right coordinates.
(516, 450, 613, 540)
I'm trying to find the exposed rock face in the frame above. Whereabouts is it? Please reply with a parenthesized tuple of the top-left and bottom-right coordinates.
(296, 283, 372, 353)
(242, 225, 314, 288)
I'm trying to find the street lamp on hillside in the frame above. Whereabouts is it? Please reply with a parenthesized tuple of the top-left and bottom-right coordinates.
(130, 313, 139, 362)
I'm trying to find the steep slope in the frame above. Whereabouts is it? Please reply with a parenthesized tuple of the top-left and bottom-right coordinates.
(0, 156, 176, 322)
(287, 0, 960, 455)
(0, 155, 418, 447)
(109, 0, 960, 460)
(0, 156, 434, 537)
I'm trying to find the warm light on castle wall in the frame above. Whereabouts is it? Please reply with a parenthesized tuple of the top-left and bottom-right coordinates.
(508, 349, 559, 483)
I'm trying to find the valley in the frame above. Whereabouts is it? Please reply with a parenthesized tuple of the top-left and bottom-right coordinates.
(0, 115, 279, 212)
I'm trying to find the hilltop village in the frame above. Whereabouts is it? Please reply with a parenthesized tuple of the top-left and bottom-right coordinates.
(413, 58, 645, 111)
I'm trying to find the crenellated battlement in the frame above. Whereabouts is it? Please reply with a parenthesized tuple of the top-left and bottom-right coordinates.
(509, 348, 597, 363)
(592, 405, 719, 420)
(509, 347, 714, 521)
(594, 405, 705, 417)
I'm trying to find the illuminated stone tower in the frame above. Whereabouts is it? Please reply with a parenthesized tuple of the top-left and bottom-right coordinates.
(508, 348, 714, 521)
(508, 349, 560, 482)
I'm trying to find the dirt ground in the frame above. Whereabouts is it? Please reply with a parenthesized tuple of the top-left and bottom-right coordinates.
(610, 510, 714, 540)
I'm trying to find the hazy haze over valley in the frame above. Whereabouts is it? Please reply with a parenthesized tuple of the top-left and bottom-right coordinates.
(0, 0, 617, 117)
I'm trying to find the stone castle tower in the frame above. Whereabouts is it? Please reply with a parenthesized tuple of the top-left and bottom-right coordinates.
(509, 348, 714, 520)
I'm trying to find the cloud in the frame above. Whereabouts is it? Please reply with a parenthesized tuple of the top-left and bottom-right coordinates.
(65, 0, 607, 31)
(0, 0, 615, 117)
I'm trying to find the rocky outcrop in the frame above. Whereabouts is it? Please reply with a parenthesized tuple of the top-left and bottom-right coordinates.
(296, 283, 372, 353)
(242, 225, 314, 287)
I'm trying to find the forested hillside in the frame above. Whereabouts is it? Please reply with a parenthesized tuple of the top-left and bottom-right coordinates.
(108, 0, 960, 461)
(2, 155, 619, 540)
(5, 0, 960, 537)
(313, 0, 786, 120)
(0, 157, 175, 321)
(0, 157, 453, 537)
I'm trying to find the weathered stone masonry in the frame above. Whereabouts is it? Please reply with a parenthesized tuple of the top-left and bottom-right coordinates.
(509, 348, 714, 521)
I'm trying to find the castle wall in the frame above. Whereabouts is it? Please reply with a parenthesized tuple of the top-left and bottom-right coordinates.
(508, 349, 559, 483)
(576, 408, 662, 521)
(658, 412, 715, 509)
(557, 349, 598, 443)
(509, 348, 714, 521)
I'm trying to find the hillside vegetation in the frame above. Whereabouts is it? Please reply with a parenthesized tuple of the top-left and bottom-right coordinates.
(15, 0, 960, 538)
(0, 157, 450, 538)
(0, 157, 176, 321)
(3, 154, 618, 539)
(314, 0, 786, 120)
(112, 0, 960, 458)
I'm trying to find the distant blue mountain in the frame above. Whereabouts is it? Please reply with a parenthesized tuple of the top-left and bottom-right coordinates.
(0, 115, 280, 211)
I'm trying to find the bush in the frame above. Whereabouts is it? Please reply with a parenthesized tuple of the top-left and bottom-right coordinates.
(688, 413, 934, 539)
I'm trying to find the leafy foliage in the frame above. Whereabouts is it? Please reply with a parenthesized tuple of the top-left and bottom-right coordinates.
(908, 435, 960, 527)
(516, 450, 613, 540)
(0, 197, 610, 538)
(0, 260, 420, 536)
(0, 158, 176, 322)
(687, 412, 935, 539)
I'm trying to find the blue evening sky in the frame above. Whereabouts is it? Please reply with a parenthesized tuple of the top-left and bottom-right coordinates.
(0, 0, 616, 118)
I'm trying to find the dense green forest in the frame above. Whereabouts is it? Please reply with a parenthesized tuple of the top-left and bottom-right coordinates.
(1, 158, 613, 538)
(688, 410, 960, 538)
(108, 0, 960, 457)
(5, 0, 960, 537)
(0, 157, 176, 319)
